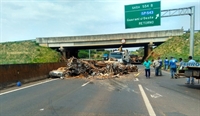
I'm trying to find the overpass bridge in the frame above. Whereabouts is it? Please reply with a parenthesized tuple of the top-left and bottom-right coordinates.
(36, 29, 183, 58)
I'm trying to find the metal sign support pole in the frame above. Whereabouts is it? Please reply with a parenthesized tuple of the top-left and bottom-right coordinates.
(190, 6, 195, 57)
(161, 6, 195, 58)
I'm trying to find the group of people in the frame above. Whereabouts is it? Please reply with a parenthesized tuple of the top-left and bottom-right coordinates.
(143, 57, 163, 78)
(143, 56, 196, 84)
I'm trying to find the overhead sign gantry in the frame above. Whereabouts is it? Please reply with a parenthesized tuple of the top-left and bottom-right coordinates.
(125, 1, 195, 57)
(125, 1, 161, 28)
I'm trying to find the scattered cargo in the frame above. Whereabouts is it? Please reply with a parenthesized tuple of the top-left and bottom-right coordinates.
(129, 54, 143, 64)
(49, 57, 138, 79)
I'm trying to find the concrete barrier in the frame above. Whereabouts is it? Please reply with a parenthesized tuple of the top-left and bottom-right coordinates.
(0, 62, 65, 89)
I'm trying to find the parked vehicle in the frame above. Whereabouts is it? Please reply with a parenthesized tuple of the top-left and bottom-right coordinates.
(183, 66, 200, 80)
(109, 50, 130, 65)
(103, 54, 109, 60)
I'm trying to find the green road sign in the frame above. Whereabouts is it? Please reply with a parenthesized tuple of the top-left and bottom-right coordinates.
(125, 1, 161, 29)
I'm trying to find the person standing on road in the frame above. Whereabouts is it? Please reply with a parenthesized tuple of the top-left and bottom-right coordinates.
(169, 57, 178, 79)
(174, 58, 184, 78)
(158, 57, 163, 76)
(164, 57, 169, 70)
(152, 59, 160, 76)
(143, 59, 152, 78)
(185, 56, 196, 84)
(178, 58, 184, 70)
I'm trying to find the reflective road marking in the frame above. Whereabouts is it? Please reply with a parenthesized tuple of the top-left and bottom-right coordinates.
(138, 84, 156, 116)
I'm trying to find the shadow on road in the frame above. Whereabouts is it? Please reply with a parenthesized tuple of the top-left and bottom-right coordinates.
(177, 84, 200, 90)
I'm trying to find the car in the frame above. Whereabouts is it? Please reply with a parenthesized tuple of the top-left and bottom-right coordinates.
(49, 70, 65, 78)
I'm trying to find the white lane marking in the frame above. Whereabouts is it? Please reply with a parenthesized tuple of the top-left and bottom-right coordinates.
(134, 72, 140, 77)
(40, 108, 44, 111)
(138, 84, 156, 116)
(132, 89, 139, 94)
(151, 93, 162, 98)
(81, 81, 90, 87)
(108, 86, 115, 91)
(145, 87, 155, 93)
(127, 88, 131, 92)
(111, 79, 128, 88)
(134, 78, 139, 81)
(145, 87, 162, 98)
(0, 79, 58, 96)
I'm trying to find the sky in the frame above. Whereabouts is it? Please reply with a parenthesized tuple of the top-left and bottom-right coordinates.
(0, 0, 200, 47)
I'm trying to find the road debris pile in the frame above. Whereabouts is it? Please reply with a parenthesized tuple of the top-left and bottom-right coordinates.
(49, 57, 138, 79)
(129, 55, 143, 63)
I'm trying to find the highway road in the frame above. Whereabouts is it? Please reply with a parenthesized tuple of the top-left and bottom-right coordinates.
(0, 65, 200, 116)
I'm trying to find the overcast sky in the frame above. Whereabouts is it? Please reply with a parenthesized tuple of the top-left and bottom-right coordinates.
(0, 0, 200, 44)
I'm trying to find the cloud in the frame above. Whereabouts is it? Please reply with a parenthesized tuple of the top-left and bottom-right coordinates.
(0, 0, 200, 42)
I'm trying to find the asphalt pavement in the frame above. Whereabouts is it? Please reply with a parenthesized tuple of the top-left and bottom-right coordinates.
(0, 65, 200, 116)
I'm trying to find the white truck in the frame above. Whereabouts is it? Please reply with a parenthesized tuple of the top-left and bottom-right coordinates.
(109, 49, 130, 65)
(184, 66, 200, 80)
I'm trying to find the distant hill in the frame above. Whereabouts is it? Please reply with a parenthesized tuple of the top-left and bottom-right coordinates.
(150, 32, 200, 62)
(0, 41, 61, 64)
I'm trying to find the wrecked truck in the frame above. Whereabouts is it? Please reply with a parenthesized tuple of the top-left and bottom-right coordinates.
(49, 57, 138, 79)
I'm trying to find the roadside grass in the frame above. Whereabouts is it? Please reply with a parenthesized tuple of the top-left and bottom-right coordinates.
(151, 32, 200, 62)
(0, 41, 61, 64)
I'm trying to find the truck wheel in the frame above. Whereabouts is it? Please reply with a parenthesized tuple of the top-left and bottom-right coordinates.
(123, 60, 127, 65)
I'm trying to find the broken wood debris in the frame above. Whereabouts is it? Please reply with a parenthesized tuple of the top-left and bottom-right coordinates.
(49, 57, 138, 79)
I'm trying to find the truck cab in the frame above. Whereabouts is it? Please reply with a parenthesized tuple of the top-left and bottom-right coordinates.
(102, 54, 109, 60)
(109, 50, 130, 64)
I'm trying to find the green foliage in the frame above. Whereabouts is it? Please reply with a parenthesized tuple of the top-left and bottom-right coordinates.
(131, 51, 139, 55)
(90, 50, 96, 54)
(182, 33, 190, 39)
(136, 47, 144, 56)
(78, 50, 89, 58)
(0, 41, 61, 64)
(103, 50, 110, 54)
(152, 32, 200, 62)
(36, 48, 40, 51)
(77, 49, 111, 60)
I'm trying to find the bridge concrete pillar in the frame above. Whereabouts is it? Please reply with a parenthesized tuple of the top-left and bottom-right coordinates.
(62, 48, 78, 59)
(70, 49, 78, 58)
(148, 42, 154, 55)
(144, 42, 154, 60)
(66, 49, 70, 59)
(144, 44, 148, 59)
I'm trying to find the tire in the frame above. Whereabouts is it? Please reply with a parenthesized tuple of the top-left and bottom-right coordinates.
(123, 60, 127, 65)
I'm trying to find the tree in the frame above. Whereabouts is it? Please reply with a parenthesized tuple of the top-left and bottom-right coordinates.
(136, 47, 144, 56)
(103, 50, 110, 54)
(78, 50, 89, 58)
